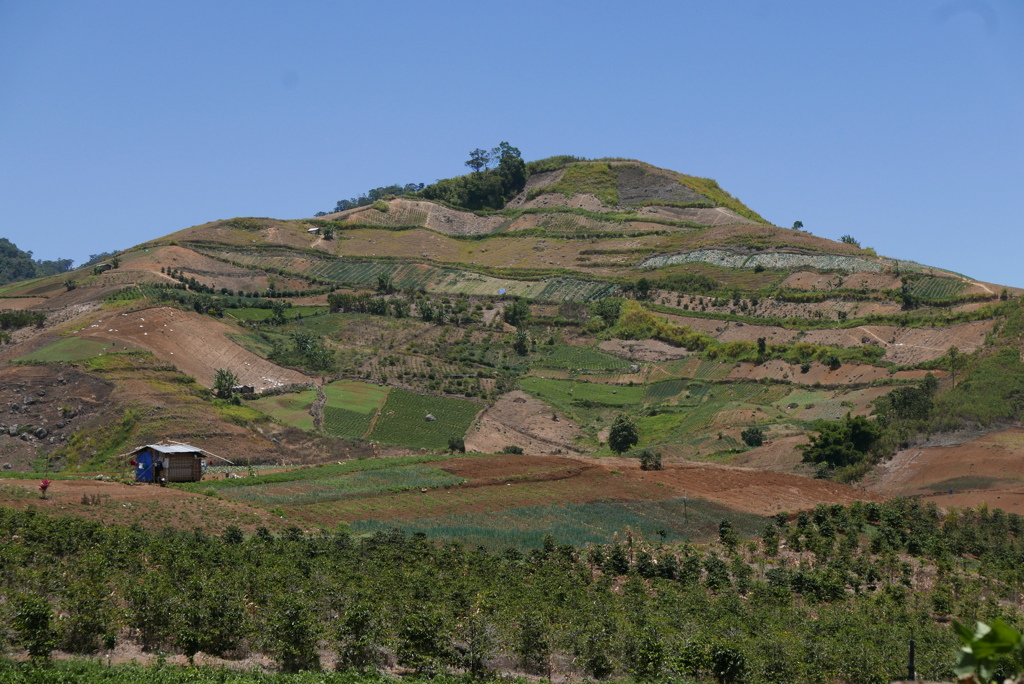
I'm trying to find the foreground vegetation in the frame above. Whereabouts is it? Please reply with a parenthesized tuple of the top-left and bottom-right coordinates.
(3, 498, 1024, 682)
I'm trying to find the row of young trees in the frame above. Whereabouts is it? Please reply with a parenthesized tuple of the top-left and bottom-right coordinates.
(2, 499, 1022, 680)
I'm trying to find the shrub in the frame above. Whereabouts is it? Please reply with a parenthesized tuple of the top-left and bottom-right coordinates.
(741, 426, 765, 447)
(448, 436, 466, 453)
(501, 445, 524, 454)
(638, 449, 662, 471)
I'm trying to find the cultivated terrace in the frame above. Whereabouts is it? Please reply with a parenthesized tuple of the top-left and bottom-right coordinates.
(1, 150, 1023, 682)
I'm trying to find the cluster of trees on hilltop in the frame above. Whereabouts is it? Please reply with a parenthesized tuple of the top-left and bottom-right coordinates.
(0, 238, 74, 286)
(318, 143, 535, 216)
(418, 142, 527, 211)
(315, 183, 425, 216)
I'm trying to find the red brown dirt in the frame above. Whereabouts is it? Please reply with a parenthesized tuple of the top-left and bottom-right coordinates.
(71, 306, 310, 390)
(282, 452, 875, 526)
(866, 427, 1024, 512)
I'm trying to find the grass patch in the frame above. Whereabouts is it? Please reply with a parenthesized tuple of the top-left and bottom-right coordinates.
(218, 464, 466, 507)
(546, 162, 620, 206)
(182, 454, 456, 491)
(17, 337, 138, 363)
(323, 379, 389, 413)
(520, 377, 645, 410)
(927, 476, 1004, 492)
(533, 345, 630, 372)
(255, 389, 317, 431)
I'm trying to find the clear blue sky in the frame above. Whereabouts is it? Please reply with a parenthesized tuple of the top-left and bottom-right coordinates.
(2, 1, 1022, 286)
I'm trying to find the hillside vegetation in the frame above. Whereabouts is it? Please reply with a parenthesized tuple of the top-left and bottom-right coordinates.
(1, 149, 1023, 679)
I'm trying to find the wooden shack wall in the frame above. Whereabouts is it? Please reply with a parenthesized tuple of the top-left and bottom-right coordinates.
(166, 454, 202, 482)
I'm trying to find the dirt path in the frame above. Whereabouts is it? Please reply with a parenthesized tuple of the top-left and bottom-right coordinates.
(311, 384, 326, 431)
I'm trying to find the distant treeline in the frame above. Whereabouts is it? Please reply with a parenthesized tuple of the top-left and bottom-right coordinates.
(315, 184, 425, 216)
(0, 238, 73, 286)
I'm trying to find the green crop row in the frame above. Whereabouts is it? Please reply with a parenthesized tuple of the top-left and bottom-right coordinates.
(351, 497, 765, 551)
(218, 465, 465, 507)
(367, 389, 482, 449)
(322, 406, 374, 439)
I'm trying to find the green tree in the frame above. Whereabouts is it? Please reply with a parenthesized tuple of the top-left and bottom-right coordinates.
(465, 148, 491, 173)
(511, 328, 530, 355)
(839, 234, 859, 246)
(800, 414, 881, 470)
(608, 414, 639, 454)
(397, 608, 453, 675)
(213, 368, 238, 399)
(792, 220, 803, 230)
(336, 600, 385, 672)
(948, 345, 963, 388)
(741, 426, 765, 447)
(503, 299, 532, 327)
(268, 595, 321, 672)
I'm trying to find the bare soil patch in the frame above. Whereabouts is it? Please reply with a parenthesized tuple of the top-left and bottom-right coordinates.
(72, 306, 310, 390)
(464, 390, 584, 456)
(781, 271, 902, 291)
(598, 339, 692, 362)
(0, 365, 114, 470)
(592, 457, 875, 516)
(866, 427, 1024, 512)
(0, 297, 48, 310)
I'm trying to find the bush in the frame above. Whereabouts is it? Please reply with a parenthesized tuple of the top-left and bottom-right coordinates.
(501, 445, 524, 454)
(448, 436, 466, 453)
(741, 426, 765, 447)
(638, 449, 662, 471)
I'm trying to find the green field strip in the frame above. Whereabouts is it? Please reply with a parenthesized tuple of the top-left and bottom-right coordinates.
(350, 497, 766, 551)
(367, 388, 482, 449)
(17, 337, 142, 363)
(218, 464, 465, 506)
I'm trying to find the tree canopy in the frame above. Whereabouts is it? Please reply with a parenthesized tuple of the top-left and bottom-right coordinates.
(0, 238, 73, 286)
(419, 142, 527, 211)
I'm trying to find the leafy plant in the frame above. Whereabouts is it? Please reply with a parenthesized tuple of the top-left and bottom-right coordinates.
(953, 619, 1024, 683)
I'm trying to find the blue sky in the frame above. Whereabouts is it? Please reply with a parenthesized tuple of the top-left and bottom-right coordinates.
(2, 1, 1022, 286)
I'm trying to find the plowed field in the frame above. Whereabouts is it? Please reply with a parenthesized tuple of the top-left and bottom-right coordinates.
(866, 427, 1024, 511)
(70, 306, 310, 390)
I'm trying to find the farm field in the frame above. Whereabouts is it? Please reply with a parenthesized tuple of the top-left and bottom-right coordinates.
(252, 452, 875, 534)
(217, 464, 465, 506)
(16, 336, 142, 362)
(351, 497, 767, 551)
(367, 388, 482, 449)
(866, 427, 1024, 511)
(255, 388, 317, 431)
(0, 477, 292, 534)
(65, 306, 311, 391)
(223, 305, 327, 321)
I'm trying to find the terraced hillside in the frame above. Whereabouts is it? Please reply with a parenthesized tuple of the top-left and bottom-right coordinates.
(1, 153, 1022, 540)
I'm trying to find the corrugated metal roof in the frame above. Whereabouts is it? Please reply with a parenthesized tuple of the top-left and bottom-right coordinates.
(134, 444, 202, 454)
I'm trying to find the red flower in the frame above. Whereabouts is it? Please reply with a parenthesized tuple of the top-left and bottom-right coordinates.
(38, 478, 51, 491)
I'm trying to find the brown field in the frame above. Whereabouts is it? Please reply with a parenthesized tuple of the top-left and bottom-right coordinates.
(866, 427, 1024, 511)
(464, 390, 584, 455)
(278, 452, 874, 527)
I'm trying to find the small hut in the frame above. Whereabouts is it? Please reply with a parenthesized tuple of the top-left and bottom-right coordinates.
(130, 442, 230, 483)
